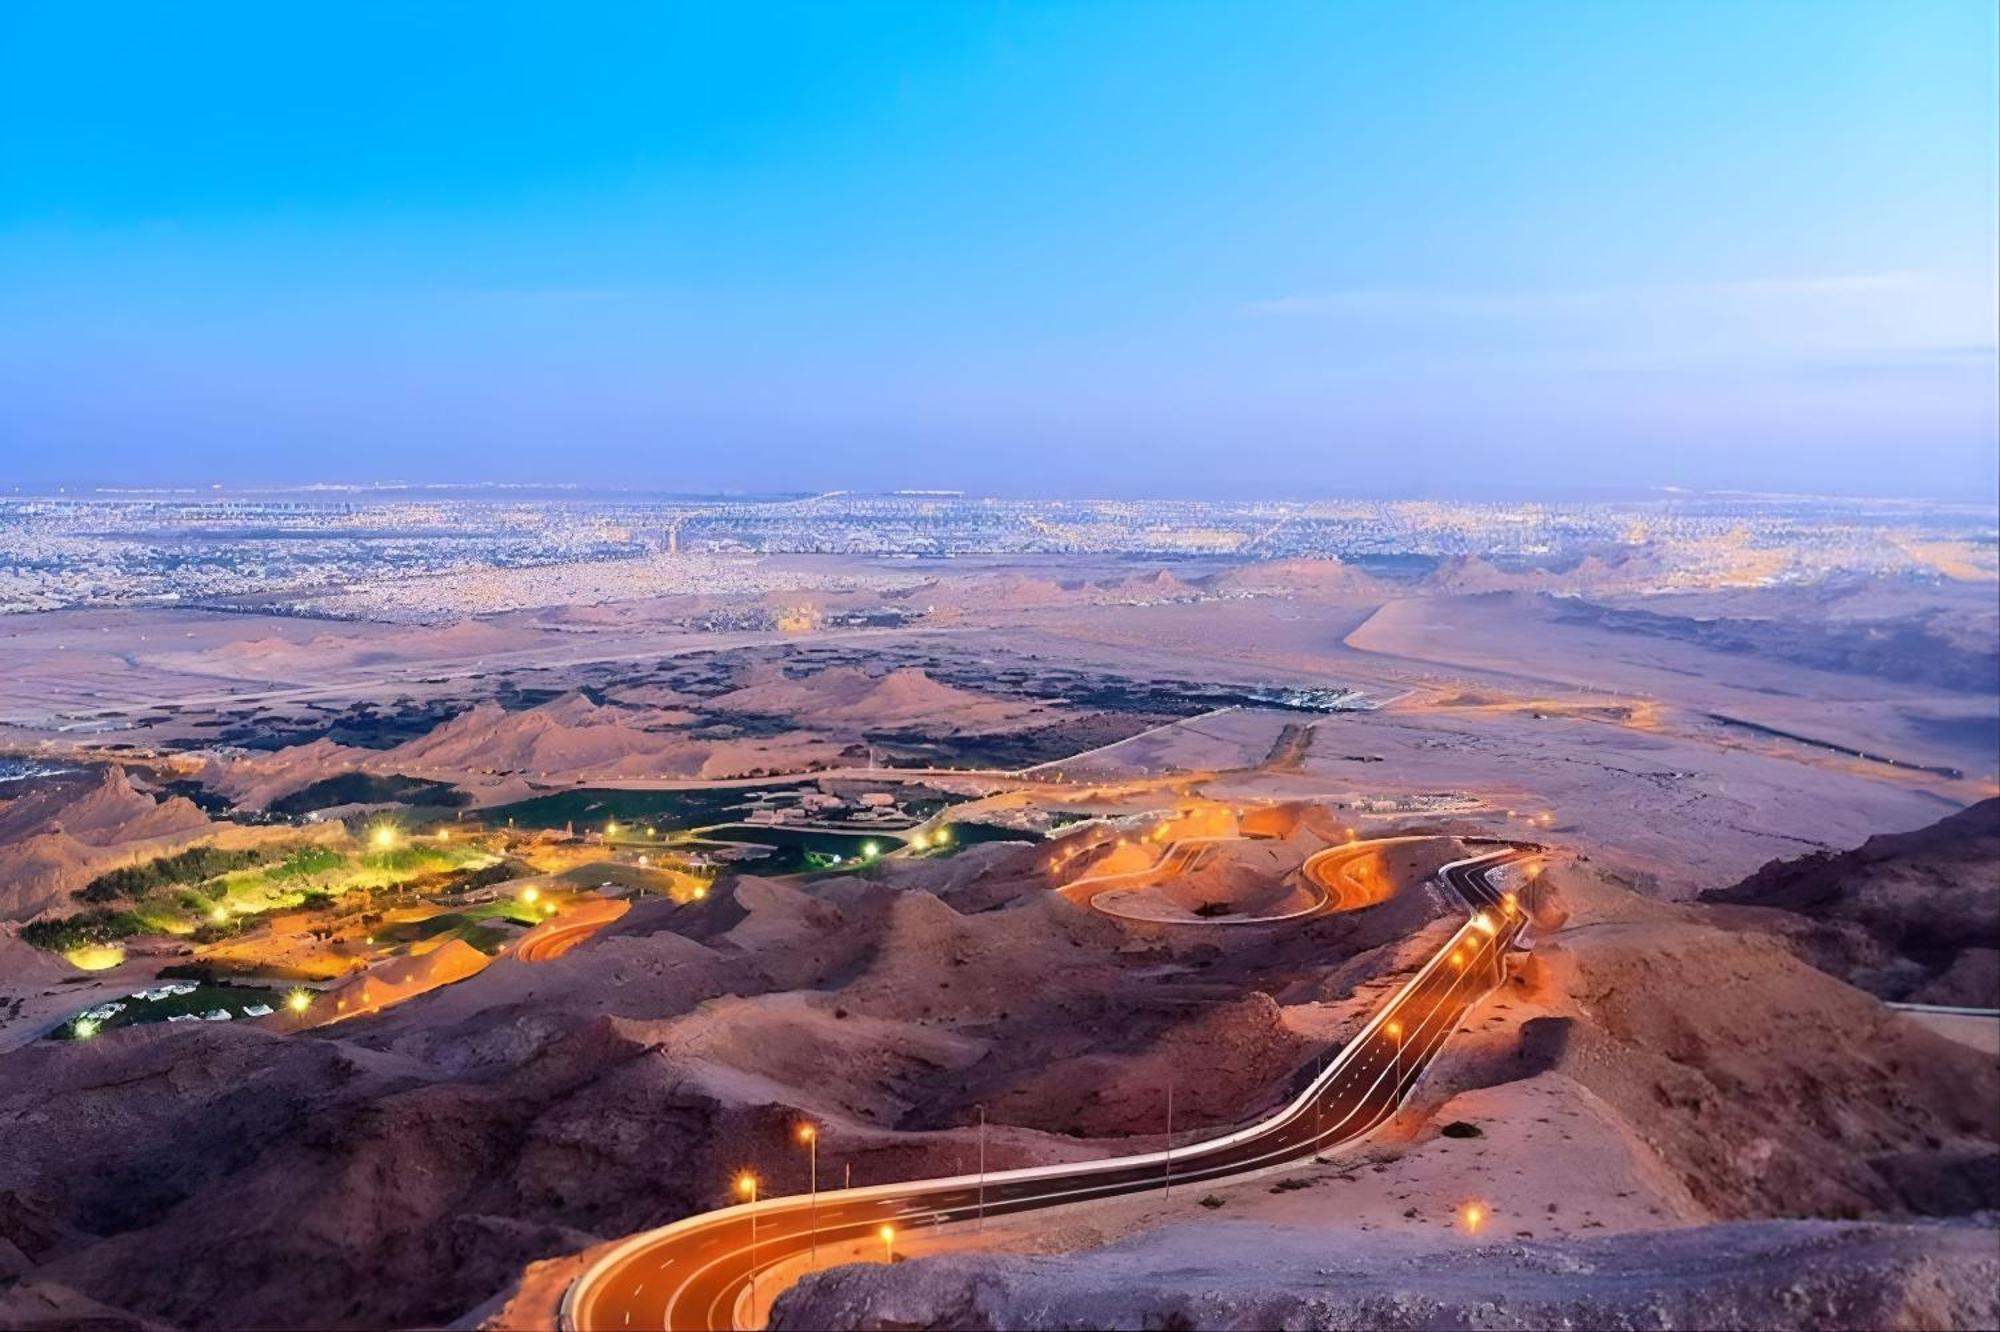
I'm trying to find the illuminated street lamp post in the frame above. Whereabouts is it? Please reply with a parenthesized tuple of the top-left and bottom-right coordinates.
(796, 1123, 819, 1267)
(735, 1172, 759, 1323)
(879, 1224, 896, 1263)
(1386, 1019, 1404, 1101)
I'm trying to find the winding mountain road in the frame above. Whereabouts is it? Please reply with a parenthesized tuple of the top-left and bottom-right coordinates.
(562, 842, 1534, 1331)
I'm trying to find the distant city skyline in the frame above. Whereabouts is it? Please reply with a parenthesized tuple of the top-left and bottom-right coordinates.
(7, 481, 1999, 508)
(3, 2, 1995, 499)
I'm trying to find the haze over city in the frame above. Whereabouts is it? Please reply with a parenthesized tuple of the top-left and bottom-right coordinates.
(1, 6, 1996, 1332)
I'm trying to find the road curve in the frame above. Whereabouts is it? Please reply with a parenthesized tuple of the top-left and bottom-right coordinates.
(513, 900, 632, 964)
(1062, 833, 1426, 925)
(562, 844, 1535, 1331)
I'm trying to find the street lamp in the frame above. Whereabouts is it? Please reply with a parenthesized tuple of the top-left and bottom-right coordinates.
(735, 1172, 760, 1322)
(796, 1123, 819, 1267)
(1385, 1019, 1404, 1100)
(879, 1224, 896, 1263)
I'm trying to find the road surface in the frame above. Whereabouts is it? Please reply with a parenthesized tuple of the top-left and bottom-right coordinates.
(512, 903, 629, 963)
(562, 844, 1534, 1330)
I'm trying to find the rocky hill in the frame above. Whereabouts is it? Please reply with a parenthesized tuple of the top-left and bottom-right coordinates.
(708, 664, 1052, 732)
(1701, 798, 2000, 1006)
(1212, 556, 1395, 599)
(770, 1217, 2000, 1331)
(0, 768, 214, 921)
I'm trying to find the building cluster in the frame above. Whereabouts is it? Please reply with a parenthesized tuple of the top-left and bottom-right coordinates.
(739, 787, 911, 827)
(2, 489, 1991, 616)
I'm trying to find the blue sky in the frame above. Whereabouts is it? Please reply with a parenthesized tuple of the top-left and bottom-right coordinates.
(2, 2, 1994, 499)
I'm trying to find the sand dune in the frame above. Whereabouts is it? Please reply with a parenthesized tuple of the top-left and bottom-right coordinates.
(318, 938, 493, 1023)
(141, 620, 529, 683)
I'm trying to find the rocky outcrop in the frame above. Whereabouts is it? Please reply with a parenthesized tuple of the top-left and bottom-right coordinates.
(708, 664, 1049, 732)
(1213, 557, 1395, 600)
(1521, 863, 2000, 1221)
(770, 1218, 2000, 1331)
(0, 768, 214, 921)
(1701, 798, 2000, 1006)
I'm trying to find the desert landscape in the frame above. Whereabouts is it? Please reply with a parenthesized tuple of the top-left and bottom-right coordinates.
(5, 6, 1997, 1325)
(1, 506, 1996, 1331)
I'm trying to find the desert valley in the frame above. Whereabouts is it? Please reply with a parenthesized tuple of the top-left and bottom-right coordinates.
(0, 496, 1995, 1331)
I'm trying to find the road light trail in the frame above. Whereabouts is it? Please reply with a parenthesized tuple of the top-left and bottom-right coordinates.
(562, 842, 1536, 1331)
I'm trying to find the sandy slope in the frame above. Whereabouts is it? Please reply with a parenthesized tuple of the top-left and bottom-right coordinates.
(708, 664, 1054, 733)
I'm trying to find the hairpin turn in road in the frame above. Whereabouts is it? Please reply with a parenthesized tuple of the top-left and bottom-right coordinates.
(562, 842, 1537, 1331)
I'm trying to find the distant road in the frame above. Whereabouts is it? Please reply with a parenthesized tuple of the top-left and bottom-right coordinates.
(561, 844, 1534, 1331)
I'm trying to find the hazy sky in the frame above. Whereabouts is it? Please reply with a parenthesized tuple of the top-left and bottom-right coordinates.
(2, 2, 1995, 499)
